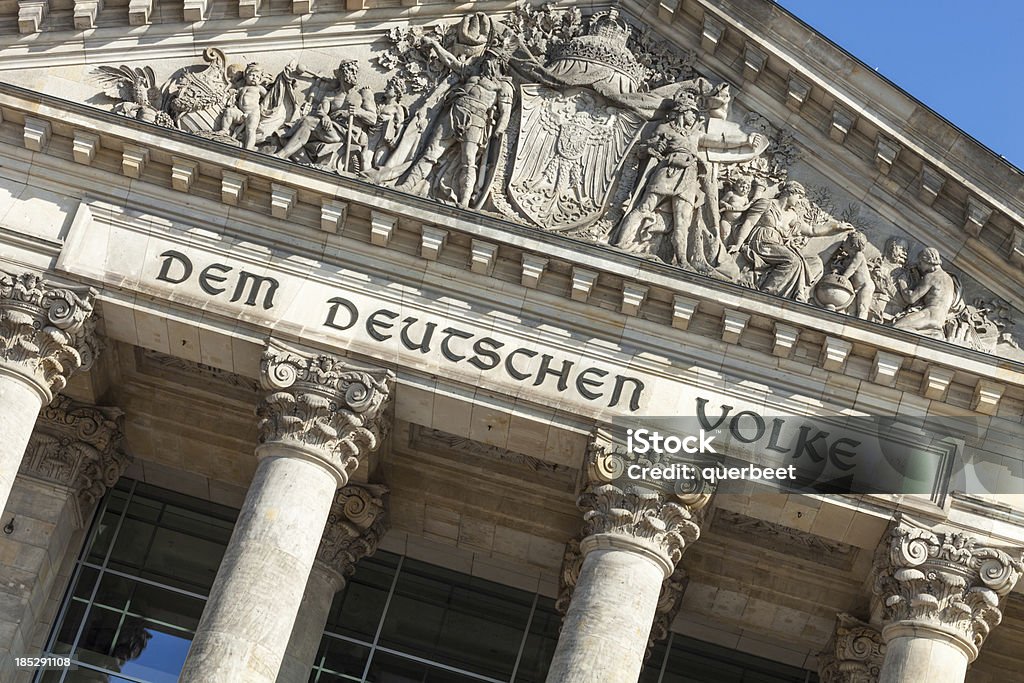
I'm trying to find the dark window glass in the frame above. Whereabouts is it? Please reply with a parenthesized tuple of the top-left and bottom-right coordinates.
(511, 598, 559, 683)
(38, 480, 237, 683)
(376, 559, 532, 680)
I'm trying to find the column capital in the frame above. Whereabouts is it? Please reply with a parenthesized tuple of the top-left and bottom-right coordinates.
(316, 483, 390, 583)
(256, 342, 395, 485)
(20, 396, 130, 525)
(578, 483, 703, 577)
(871, 516, 1024, 660)
(0, 271, 99, 401)
(817, 613, 885, 683)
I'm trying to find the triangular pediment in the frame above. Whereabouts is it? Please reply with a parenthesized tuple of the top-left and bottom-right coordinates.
(2, 0, 1024, 370)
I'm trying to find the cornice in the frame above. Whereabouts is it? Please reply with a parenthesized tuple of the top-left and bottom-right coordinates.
(2, 84, 1024, 420)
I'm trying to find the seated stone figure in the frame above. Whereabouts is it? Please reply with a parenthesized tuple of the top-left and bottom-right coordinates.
(893, 247, 957, 336)
(730, 181, 853, 302)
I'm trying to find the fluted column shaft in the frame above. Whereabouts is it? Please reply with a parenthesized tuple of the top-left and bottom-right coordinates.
(548, 536, 668, 683)
(871, 517, 1024, 683)
(1, 397, 127, 682)
(0, 378, 47, 516)
(878, 626, 969, 683)
(180, 344, 394, 683)
(0, 272, 97, 517)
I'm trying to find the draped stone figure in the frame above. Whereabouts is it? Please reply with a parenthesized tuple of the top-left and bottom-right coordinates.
(275, 59, 378, 173)
(730, 181, 853, 302)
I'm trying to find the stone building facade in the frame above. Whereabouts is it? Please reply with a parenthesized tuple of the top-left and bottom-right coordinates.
(0, 1, 1023, 682)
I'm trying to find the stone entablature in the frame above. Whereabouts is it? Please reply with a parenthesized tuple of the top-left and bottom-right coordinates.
(55, 7, 1022, 359)
(2, 90, 1022, 426)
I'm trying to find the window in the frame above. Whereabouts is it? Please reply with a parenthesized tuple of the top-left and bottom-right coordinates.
(37, 480, 816, 683)
(35, 480, 237, 683)
(307, 554, 560, 683)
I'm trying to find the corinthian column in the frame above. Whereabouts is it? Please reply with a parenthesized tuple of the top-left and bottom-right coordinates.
(871, 517, 1023, 683)
(180, 343, 394, 683)
(276, 484, 389, 683)
(546, 434, 711, 683)
(0, 272, 97, 516)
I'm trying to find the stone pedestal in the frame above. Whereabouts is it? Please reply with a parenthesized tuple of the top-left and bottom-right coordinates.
(180, 344, 394, 683)
(0, 272, 97, 517)
(871, 517, 1024, 683)
(276, 484, 389, 683)
(546, 481, 708, 683)
(0, 397, 127, 683)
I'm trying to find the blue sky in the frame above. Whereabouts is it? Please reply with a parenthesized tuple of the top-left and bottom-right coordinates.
(775, 0, 1024, 171)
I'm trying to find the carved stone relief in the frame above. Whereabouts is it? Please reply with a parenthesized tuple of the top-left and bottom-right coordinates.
(90, 6, 1022, 356)
(19, 396, 131, 524)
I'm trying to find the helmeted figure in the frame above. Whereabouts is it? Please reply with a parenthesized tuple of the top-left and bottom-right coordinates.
(396, 46, 514, 208)
(613, 87, 767, 274)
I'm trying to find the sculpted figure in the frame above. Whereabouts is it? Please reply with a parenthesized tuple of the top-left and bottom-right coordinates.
(868, 236, 911, 322)
(396, 46, 514, 208)
(275, 60, 378, 173)
(216, 63, 268, 150)
(893, 248, 956, 335)
(730, 181, 853, 302)
(816, 231, 875, 318)
(614, 91, 766, 270)
(718, 175, 753, 246)
(370, 81, 411, 169)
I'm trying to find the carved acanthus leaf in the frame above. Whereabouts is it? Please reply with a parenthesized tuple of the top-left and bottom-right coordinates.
(257, 343, 395, 480)
(817, 613, 885, 683)
(20, 396, 130, 521)
(578, 483, 703, 569)
(0, 272, 99, 398)
(871, 517, 1024, 655)
(317, 484, 390, 578)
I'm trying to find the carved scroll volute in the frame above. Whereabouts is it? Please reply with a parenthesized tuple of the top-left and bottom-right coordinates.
(0, 272, 99, 401)
(817, 613, 885, 683)
(256, 342, 395, 485)
(20, 396, 130, 526)
(871, 516, 1024, 659)
(316, 484, 390, 580)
